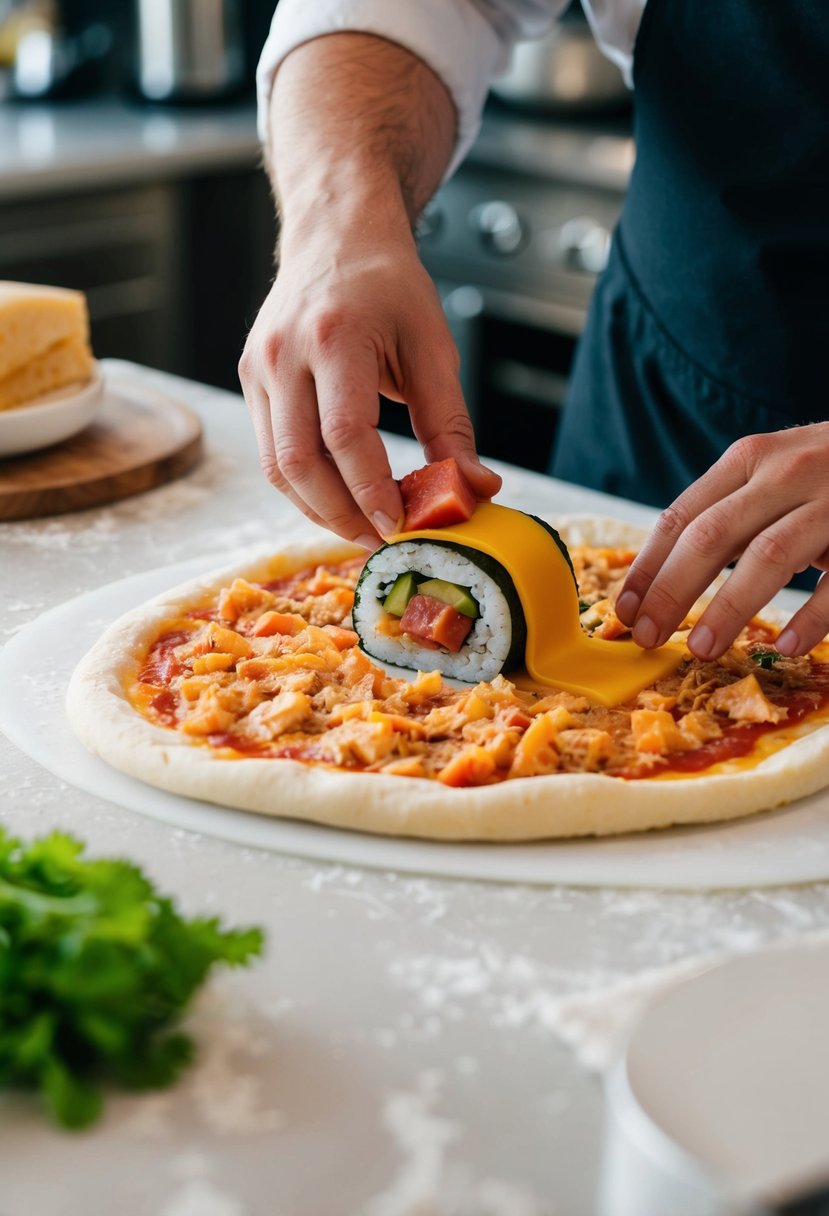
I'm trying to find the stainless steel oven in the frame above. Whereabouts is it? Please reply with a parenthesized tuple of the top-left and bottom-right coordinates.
(389, 108, 634, 472)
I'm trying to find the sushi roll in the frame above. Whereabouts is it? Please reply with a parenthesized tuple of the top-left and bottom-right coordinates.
(353, 458, 577, 684)
(352, 538, 528, 683)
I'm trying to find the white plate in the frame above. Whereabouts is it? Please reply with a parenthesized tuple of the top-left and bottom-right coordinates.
(600, 939, 829, 1214)
(2, 556, 829, 890)
(0, 360, 104, 457)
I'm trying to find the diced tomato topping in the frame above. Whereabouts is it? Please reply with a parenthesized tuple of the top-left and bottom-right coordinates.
(399, 457, 478, 531)
(400, 594, 474, 653)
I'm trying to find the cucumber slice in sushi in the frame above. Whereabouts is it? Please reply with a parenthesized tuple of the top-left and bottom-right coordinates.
(383, 572, 420, 617)
(353, 539, 527, 683)
(416, 577, 479, 618)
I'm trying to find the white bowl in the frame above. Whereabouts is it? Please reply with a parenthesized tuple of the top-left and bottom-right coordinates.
(598, 939, 829, 1216)
(0, 361, 104, 458)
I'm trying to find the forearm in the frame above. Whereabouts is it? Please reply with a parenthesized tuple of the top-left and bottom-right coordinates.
(267, 33, 457, 251)
(242, 29, 499, 547)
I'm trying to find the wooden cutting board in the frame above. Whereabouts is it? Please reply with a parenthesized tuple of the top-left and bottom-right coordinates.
(0, 378, 203, 521)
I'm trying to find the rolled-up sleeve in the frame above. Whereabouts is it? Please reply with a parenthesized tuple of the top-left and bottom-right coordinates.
(256, 0, 560, 177)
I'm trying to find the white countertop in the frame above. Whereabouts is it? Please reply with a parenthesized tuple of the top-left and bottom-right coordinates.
(0, 98, 260, 200)
(3, 361, 829, 1216)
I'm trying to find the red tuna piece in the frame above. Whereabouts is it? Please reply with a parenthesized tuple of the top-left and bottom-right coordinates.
(400, 594, 474, 653)
(399, 458, 477, 532)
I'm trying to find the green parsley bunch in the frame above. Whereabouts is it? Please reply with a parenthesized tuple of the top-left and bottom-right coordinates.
(0, 828, 263, 1128)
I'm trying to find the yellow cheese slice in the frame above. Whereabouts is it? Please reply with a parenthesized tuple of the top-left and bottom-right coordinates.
(390, 502, 685, 707)
(0, 281, 91, 383)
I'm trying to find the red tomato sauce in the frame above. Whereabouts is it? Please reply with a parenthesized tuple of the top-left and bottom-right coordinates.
(138, 630, 193, 685)
(664, 692, 828, 774)
(206, 733, 316, 762)
(207, 731, 262, 755)
(150, 689, 178, 725)
(185, 607, 219, 622)
(620, 683, 829, 780)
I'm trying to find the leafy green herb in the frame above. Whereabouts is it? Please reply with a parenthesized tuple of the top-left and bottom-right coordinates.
(751, 650, 782, 670)
(578, 599, 592, 614)
(0, 828, 264, 1129)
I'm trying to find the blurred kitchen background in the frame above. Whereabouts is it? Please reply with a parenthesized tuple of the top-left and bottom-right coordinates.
(0, 0, 634, 473)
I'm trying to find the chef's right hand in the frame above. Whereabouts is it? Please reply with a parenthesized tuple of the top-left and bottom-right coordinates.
(238, 225, 500, 549)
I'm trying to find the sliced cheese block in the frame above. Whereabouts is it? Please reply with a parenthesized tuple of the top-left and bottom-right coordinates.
(0, 334, 94, 412)
(0, 281, 91, 383)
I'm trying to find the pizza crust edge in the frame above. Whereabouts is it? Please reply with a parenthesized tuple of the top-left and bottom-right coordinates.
(65, 518, 829, 841)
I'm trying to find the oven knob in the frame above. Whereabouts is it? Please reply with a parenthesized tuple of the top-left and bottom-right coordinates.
(557, 217, 610, 274)
(472, 201, 526, 256)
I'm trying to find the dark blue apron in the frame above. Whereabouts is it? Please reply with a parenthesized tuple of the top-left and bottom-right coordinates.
(551, 0, 829, 511)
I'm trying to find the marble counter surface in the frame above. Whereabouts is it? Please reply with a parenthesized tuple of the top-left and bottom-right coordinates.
(0, 98, 260, 200)
(2, 361, 829, 1216)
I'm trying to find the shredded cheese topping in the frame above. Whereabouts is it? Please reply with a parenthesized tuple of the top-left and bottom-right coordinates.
(127, 548, 829, 786)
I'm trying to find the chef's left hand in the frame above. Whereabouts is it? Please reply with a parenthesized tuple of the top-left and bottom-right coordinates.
(615, 422, 829, 659)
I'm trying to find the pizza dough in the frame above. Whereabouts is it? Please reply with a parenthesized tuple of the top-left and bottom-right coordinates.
(65, 517, 829, 842)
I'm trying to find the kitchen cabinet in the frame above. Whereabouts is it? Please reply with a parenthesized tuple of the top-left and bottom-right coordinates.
(0, 181, 185, 373)
(0, 167, 276, 390)
(0, 98, 274, 391)
(177, 165, 277, 391)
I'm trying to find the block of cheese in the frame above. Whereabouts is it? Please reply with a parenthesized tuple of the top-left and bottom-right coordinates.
(0, 281, 93, 409)
(0, 335, 95, 412)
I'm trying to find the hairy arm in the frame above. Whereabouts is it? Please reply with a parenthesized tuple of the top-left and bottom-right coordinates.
(269, 32, 454, 232)
(239, 33, 500, 546)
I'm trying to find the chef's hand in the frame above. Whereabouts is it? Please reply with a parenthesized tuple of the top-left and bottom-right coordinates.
(616, 423, 829, 658)
(238, 227, 500, 550)
(238, 31, 499, 549)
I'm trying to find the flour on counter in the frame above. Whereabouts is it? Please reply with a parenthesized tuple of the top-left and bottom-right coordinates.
(158, 1148, 255, 1216)
(364, 1069, 459, 1216)
(123, 988, 285, 1140)
(157, 1178, 249, 1216)
(364, 1069, 553, 1216)
(0, 598, 47, 639)
(530, 923, 829, 1073)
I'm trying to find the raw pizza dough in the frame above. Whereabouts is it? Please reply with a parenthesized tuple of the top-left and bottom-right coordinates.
(65, 517, 829, 841)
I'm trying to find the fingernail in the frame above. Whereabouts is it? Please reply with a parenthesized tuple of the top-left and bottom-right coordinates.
(463, 455, 500, 486)
(688, 623, 714, 657)
(357, 534, 379, 551)
(616, 590, 640, 624)
(776, 627, 799, 655)
(633, 615, 660, 649)
(372, 511, 398, 538)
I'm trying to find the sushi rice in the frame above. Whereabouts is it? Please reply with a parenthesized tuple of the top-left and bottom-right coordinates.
(353, 540, 522, 683)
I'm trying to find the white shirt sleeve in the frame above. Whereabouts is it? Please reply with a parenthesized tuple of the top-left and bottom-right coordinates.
(255, 1, 645, 176)
(255, 0, 567, 177)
